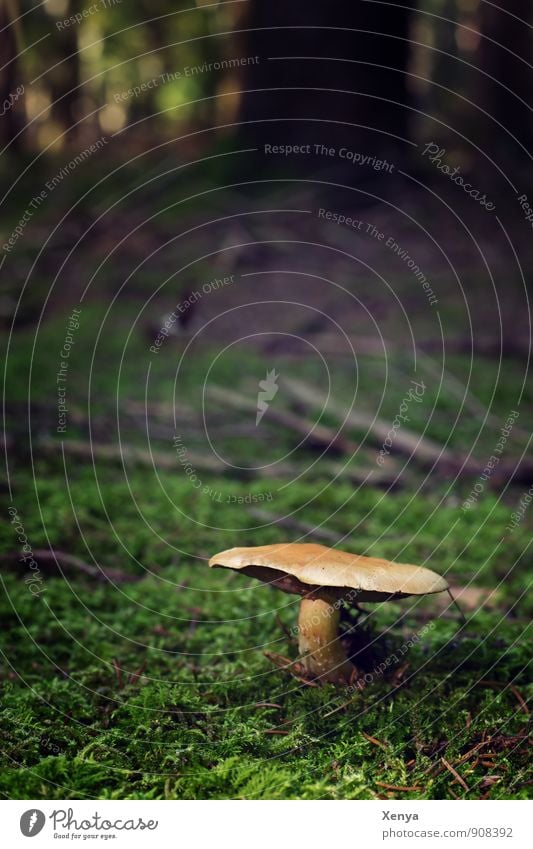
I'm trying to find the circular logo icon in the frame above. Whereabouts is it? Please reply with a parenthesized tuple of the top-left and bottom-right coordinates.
(20, 810, 46, 837)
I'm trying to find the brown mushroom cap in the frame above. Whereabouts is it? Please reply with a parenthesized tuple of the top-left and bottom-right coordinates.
(209, 542, 448, 601)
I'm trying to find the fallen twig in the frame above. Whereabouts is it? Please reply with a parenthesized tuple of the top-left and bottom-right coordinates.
(283, 377, 474, 472)
(441, 757, 469, 792)
(510, 686, 529, 715)
(263, 651, 294, 669)
(422, 335, 531, 362)
(38, 436, 398, 487)
(418, 351, 530, 444)
(122, 399, 196, 422)
(480, 775, 502, 788)
(0, 548, 140, 584)
(376, 781, 424, 792)
(476, 680, 530, 714)
(452, 741, 492, 767)
(128, 661, 147, 685)
(112, 658, 124, 689)
(38, 436, 225, 474)
(208, 384, 358, 456)
(363, 732, 389, 751)
(390, 661, 411, 687)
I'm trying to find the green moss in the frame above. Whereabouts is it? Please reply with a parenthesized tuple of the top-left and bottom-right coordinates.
(1, 468, 531, 800)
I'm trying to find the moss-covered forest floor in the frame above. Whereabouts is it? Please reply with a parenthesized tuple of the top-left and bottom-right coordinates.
(1, 159, 531, 799)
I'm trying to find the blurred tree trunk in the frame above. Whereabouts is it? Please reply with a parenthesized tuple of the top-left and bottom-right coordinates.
(478, 1, 533, 151)
(238, 0, 413, 154)
(141, 16, 173, 125)
(50, 0, 81, 141)
(431, 0, 462, 132)
(0, 0, 23, 152)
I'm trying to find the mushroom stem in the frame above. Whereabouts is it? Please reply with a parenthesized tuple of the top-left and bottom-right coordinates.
(297, 594, 357, 685)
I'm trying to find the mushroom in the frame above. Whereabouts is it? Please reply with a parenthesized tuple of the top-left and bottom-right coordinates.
(209, 542, 448, 685)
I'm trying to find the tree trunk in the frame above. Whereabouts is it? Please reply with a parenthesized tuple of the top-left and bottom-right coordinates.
(50, 0, 81, 142)
(477, 1, 533, 152)
(0, 0, 23, 152)
(238, 0, 413, 156)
